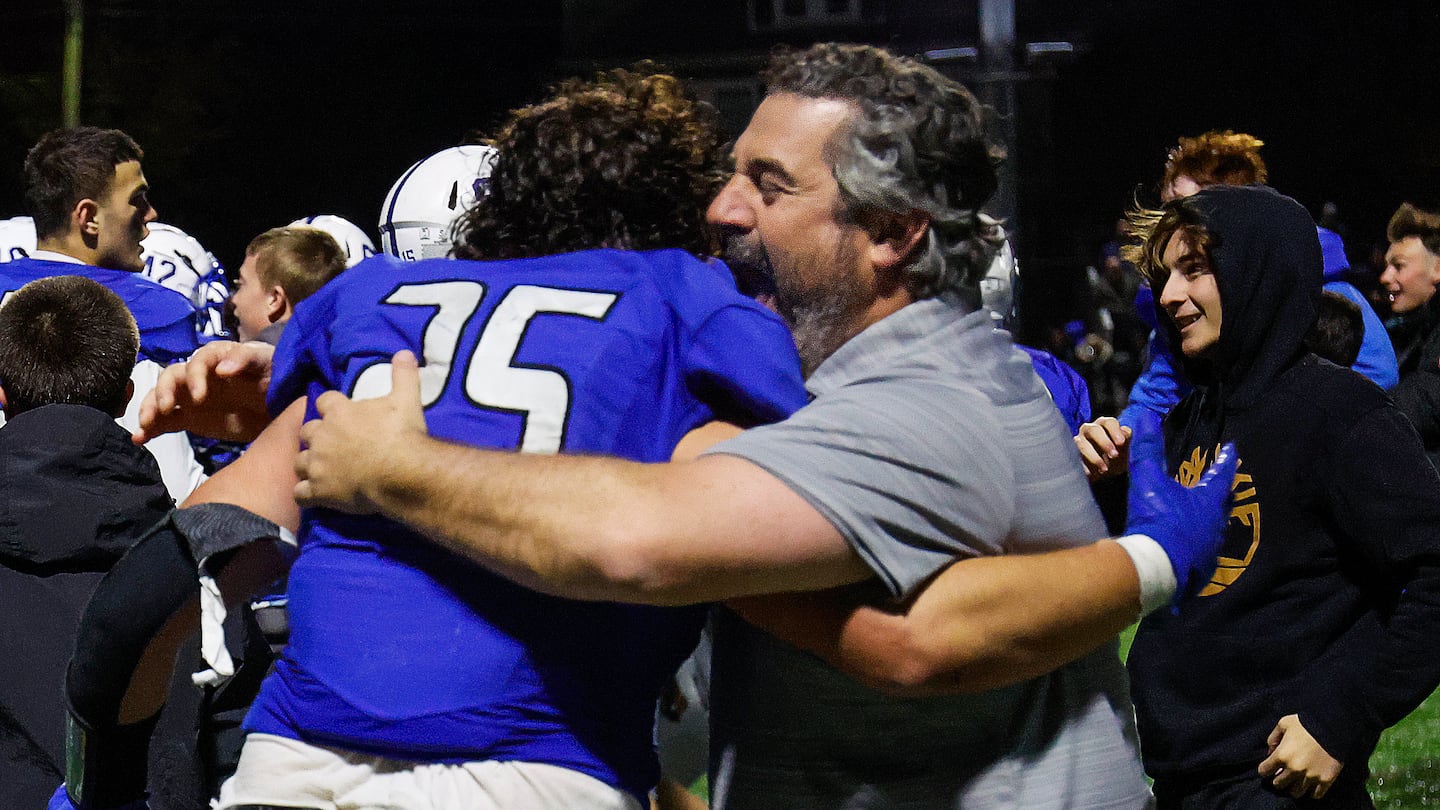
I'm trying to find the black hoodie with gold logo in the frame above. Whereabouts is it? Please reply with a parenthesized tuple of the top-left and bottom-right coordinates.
(1128, 185, 1440, 797)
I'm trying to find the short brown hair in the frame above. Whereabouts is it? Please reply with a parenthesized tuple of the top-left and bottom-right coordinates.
(0, 276, 139, 416)
(1386, 203, 1440, 256)
(1161, 130, 1268, 196)
(245, 226, 347, 304)
(1123, 197, 1219, 291)
(23, 127, 145, 240)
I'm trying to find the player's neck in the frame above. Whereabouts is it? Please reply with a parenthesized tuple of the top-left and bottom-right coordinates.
(35, 233, 98, 267)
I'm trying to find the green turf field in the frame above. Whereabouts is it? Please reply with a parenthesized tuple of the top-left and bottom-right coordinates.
(1370, 689, 1440, 808)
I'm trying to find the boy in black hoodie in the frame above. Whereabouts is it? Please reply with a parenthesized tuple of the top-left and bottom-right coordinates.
(1125, 185, 1440, 808)
(0, 276, 176, 809)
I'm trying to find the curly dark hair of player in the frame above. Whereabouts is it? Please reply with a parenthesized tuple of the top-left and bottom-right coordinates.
(761, 42, 1004, 301)
(453, 68, 723, 261)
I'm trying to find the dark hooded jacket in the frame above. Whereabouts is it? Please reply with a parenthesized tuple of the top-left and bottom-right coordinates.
(0, 405, 174, 809)
(1388, 291, 1440, 470)
(1128, 185, 1440, 794)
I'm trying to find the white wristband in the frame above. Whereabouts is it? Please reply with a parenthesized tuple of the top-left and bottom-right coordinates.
(1115, 534, 1177, 615)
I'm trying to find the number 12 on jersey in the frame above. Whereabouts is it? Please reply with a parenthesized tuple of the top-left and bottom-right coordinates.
(350, 281, 618, 454)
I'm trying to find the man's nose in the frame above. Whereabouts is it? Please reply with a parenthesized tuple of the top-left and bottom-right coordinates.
(706, 176, 756, 231)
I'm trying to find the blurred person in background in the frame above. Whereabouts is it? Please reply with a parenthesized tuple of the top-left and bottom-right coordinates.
(1382, 203, 1440, 469)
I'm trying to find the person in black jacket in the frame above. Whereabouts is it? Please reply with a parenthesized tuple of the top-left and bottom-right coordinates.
(1125, 185, 1440, 808)
(1383, 203, 1440, 469)
(0, 276, 180, 809)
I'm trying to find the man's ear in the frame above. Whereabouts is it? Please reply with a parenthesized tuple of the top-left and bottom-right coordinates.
(75, 198, 101, 240)
(113, 379, 135, 418)
(266, 286, 290, 324)
(0, 383, 9, 418)
(864, 208, 931, 272)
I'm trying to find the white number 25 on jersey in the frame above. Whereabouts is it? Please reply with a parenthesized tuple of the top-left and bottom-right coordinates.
(350, 281, 618, 454)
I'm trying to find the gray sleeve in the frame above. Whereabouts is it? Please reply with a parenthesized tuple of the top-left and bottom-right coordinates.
(705, 377, 1016, 598)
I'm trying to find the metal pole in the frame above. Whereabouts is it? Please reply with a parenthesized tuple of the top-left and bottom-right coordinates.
(977, 0, 1017, 226)
(62, 0, 83, 126)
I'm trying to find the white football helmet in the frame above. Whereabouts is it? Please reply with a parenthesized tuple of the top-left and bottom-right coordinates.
(0, 216, 37, 263)
(141, 222, 231, 339)
(379, 145, 498, 261)
(287, 214, 378, 268)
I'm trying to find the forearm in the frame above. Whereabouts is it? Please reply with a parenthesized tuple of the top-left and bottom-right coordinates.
(367, 435, 663, 601)
(1297, 563, 1440, 762)
(731, 539, 1142, 696)
(1301, 411, 1440, 758)
(181, 397, 304, 525)
(362, 436, 867, 605)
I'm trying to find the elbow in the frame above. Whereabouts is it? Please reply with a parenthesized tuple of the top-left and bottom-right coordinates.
(854, 624, 1016, 698)
(861, 650, 949, 697)
(579, 523, 696, 606)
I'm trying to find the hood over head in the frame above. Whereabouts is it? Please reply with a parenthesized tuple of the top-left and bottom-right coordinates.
(1317, 225, 1349, 280)
(1158, 184, 1322, 411)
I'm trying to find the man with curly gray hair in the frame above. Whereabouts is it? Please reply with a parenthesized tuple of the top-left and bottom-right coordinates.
(714, 43, 1002, 376)
(697, 42, 1152, 808)
(148, 42, 1234, 810)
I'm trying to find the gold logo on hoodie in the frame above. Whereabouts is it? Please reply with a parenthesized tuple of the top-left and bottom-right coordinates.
(1177, 445, 1256, 596)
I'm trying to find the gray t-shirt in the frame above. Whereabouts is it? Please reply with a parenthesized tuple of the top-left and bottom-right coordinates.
(706, 295, 1150, 809)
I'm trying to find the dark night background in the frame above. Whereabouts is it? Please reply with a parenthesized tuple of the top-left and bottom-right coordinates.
(2, 0, 1438, 349)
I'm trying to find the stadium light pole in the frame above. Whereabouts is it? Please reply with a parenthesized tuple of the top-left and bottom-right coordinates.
(63, 0, 83, 126)
(977, 0, 1017, 226)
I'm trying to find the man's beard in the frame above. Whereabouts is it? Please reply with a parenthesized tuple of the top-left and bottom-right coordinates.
(720, 231, 868, 378)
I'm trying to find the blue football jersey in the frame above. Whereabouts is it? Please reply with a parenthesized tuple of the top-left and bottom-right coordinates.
(0, 257, 200, 364)
(1018, 345, 1092, 434)
(250, 249, 806, 798)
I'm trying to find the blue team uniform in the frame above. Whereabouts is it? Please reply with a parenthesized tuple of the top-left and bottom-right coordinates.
(249, 249, 807, 800)
(1017, 345, 1092, 434)
(0, 257, 200, 364)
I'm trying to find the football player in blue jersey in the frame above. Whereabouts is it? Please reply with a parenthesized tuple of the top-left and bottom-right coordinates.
(4, 127, 206, 502)
(69, 69, 802, 810)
